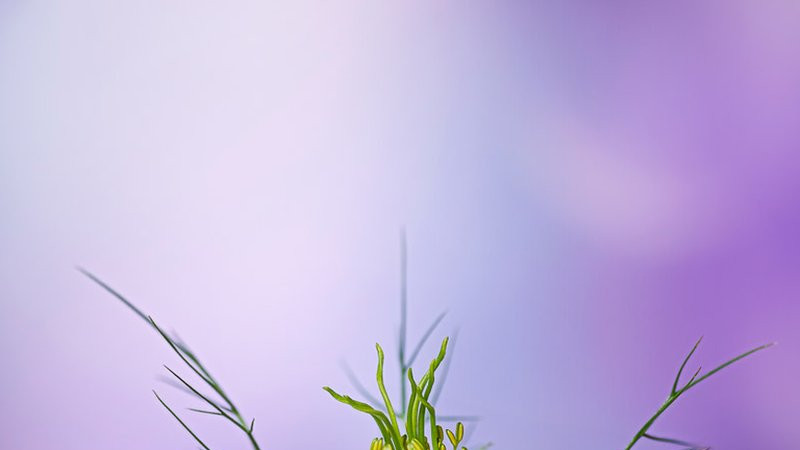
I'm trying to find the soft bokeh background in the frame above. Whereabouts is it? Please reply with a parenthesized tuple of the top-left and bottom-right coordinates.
(2, 1, 799, 449)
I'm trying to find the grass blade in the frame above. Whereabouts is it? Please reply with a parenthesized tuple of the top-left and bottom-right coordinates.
(643, 433, 698, 447)
(80, 269, 261, 450)
(405, 311, 447, 367)
(153, 391, 212, 450)
(437, 415, 481, 422)
(188, 408, 223, 416)
(398, 230, 408, 416)
(685, 342, 774, 390)
(78, 267, 150, 323)
(163, 365, 244, 431)
(341, 360, 384, 410)
(624, 340, 773, 450)
(672, 337, 702, 395)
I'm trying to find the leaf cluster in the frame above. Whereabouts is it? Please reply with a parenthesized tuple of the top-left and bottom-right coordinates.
(326, 232, 490, 449)
(326, 338, 476, 450)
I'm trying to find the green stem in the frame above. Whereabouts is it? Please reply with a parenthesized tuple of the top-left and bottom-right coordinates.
(624, 395, 677, 450)
(246, 431, 260, 450)
(399, 230, 408, 417)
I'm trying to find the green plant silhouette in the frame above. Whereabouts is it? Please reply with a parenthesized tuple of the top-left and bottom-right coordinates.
(79, 268, 262, 450)
(326, 232, 489, 449)
(325, 338, 477, 450)
(625, 338, 773, 450)
(78, 234, 773, 450)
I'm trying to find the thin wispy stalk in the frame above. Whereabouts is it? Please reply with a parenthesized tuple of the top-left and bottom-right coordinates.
(398, 229, 409, 416)
(79, 268, 262, 450)
(153, 390, 212, 450)
(642, 433, 703, 448)
(437, 415, 481, 422)
(624, 338, 773, 450)
(341, 234, 478, 431)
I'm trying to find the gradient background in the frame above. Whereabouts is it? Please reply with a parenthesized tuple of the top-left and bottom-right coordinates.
(2, 1, 799, 449)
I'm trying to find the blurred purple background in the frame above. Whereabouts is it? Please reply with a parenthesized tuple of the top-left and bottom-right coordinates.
(2, 1, 799, 449)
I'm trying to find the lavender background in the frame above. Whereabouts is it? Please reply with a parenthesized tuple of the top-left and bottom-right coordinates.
(2, 1, 799, 449)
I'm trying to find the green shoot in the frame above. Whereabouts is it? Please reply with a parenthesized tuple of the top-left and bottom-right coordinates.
(624, 338, 774, 450)
(78, 267, 262, 450)
(332, 231, 491, 450)
(325, 337, 472, 449)
(341, 233, 478, 422)
(333, 231, 484, 448)
(377, 344, 402, 435)
(324, 386, 402, 448)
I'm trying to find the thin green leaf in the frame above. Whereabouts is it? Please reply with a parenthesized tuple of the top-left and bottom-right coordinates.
(643, 433, 697, 447)
(153, 391, 211, 450)
(188, 408, 223, 416)
(398, 229, 408, 417)
(162, 365, 244, 431)
(406, 368, 422, 440)
(323, 386, 401, 449)
(431, 328, 458, 404)
(150, 317, 245, 427)
(79, 269, 221, 400)
(437, 415, 481, 422)
(148, 318, 214, 386)
(376, 344, 402, 441)
(157, 375, 234, 412)
(420, 337, 449, 399)
(173, 337, 219, 386)
(340, 360, 384, 410)
(414, 387, 438, 446)
(672, 337, 702, 395)
(82, 270, 260, 450)
(683, 366, 702, 391)
(624, 341, 773, 450)
(405, 311, 447, 368)
(416, 339, 448, 441)
(78, 268, 150, 324)
(686, 342, 774, 390)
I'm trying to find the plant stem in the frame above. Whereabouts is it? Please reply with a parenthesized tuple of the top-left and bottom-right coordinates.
(80, 268, 262, 450)
(624, 341, 772, 450)
(247, 431, 260, 450)
(624, 395, 677, 450)
(399, 230, 408, 417)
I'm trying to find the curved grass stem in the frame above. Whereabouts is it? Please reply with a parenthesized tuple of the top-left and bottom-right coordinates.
(624, 340, 773, 450)
(80, 268, 262, 450)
